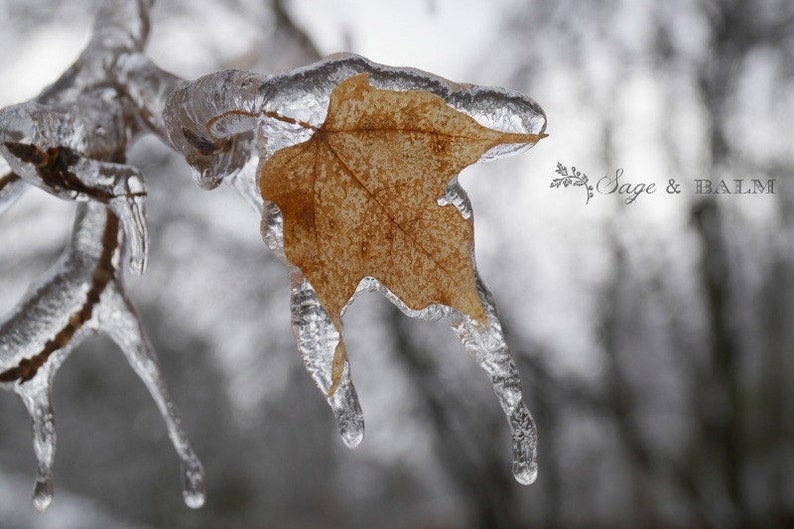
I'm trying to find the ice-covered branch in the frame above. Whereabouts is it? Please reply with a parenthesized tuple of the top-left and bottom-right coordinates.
(2, 0, 548, 511)
(0, 0, 204, 510)
(0, 202, 204, 510)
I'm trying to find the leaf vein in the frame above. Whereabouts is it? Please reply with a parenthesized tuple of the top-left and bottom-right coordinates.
(319, 136, 463, 288)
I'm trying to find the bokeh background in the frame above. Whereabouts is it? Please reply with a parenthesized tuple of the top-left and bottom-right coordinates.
(1, 0, 793, 528)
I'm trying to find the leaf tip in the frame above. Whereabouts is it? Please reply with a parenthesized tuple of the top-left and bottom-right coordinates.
(326, 340, 346, 397)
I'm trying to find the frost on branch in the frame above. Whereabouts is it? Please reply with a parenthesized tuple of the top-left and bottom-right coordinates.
(165, 54, 547, 484)
(0, 0, 203, 511)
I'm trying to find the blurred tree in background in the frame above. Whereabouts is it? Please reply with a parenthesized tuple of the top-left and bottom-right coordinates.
(0, 0, 792, 528)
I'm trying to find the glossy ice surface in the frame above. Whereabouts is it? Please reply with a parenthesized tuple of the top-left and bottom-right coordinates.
(0, 0, 203, 510)
(166, 52, 546, 484)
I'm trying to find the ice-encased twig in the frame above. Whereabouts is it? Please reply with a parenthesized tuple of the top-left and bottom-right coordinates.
(114, 52, 184, 142)
(164, 54, 544, 482)
(164, 69, 262, 190)
(0, 100, 152, 274)
(36, 0, 153, 106)
(0, 202, 205, 510)
(99, 280, 206, 508)
(0, 0, 177, 275)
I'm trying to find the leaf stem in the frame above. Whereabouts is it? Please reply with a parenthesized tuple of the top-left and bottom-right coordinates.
(206, 109, 319, 133)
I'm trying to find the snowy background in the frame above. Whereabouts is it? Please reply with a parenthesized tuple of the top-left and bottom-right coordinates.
(1, 0, 793, 528)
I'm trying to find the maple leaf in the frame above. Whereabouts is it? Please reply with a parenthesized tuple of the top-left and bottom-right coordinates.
(259, 73, 546, 393)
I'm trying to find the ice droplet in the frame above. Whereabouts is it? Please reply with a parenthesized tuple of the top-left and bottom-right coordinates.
(514, 456, 539, 486)
(510, 405, 539, 485)
(33, 479, 54, 512)
(330, 380, 365, 449)
(181, 457, 206, 509)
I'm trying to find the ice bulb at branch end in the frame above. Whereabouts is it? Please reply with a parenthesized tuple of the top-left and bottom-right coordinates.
(514, 460, 538, 485)
(183, 490, 205, 510)
(513, 446, 538, 485)
(509, 403, 539, 485)
(337, 413, 364, 449)
(108, 194, 148, 275)
(33, 479, 54, 512)
(181, 457, 206, 509)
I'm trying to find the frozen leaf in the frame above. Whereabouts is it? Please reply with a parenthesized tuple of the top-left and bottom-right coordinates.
(165, 54, 548, 193)
(165, 53, 546, 484)
(260, 73, 545, 392)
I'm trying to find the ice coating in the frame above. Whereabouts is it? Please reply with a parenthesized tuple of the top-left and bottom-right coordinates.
(165, 69, 263, 190)
(0, 0, 205, 509)
(0, 0, 182, 276)
(165, 53, 544, 483)
(0, 202, 205, 510)
(165, 53, 547, 193)
(0, 98, 150, 275)
(291, 274, 364, 448)
(0, 172, 28, 215)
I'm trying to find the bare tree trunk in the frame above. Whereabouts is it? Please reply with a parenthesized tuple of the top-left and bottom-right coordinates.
(689, 1, 785, 526)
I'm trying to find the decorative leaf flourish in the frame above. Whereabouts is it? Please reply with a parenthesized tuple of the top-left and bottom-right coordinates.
(259, 73, 546, 392)
(551, 162, 594, 204)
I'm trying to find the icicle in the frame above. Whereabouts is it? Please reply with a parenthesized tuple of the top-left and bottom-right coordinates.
(290, 272, 364, 448)
(453, 312, 538, 484)
(97, 282, 206, 507)
(17, 375, 57, 512)
(365, 275, 538, 484)
(0, 172, 28, 215)
(225, 152, 263, 214)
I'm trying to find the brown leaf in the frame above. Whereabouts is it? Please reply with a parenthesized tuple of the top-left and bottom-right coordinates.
(259, 73, 545, 392)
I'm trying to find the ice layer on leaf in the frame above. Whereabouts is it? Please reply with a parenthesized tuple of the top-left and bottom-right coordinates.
(164, 53, 545, 484)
